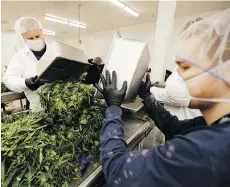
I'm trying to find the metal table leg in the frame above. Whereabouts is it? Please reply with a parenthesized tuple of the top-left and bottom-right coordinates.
(1, 103, 6, 112)
(20, 99, 23, 110)
(26, 99, 30, 110)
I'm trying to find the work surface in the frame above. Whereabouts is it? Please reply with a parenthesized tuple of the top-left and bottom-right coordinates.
(1, 92, 26, 103)
(70, 116, 153, 187)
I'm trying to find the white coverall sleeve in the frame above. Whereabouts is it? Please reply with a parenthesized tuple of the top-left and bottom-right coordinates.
(150, 73, 190, 107)
(150, 86, 190, 107)
(3, 53, 27, 93)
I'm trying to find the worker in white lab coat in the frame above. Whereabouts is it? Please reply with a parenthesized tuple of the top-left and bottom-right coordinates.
(4, 17, 46, 111)
(151, 71, 202, 120)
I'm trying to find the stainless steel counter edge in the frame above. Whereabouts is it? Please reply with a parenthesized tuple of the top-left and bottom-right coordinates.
(78, 121, 152, 187)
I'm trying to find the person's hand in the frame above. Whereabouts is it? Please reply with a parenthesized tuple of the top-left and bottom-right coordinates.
(84, 64, 104, 84)
(84, 57, 104, 84)
(138, 73, 151, 100)
(94, 70, 127, 107)
(25, 76, 43, 91)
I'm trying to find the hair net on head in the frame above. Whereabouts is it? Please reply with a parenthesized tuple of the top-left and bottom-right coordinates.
(14, 17, 42, 35)
(179, 17, 204, 34)
(14, 17, 43, 49)
(175, 9, 230, 102)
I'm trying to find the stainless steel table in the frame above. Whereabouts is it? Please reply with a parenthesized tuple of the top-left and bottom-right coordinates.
(70, 116, 153, 187)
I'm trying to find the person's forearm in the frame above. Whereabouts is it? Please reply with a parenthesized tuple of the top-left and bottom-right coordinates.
(100, 106, 127, 152)
(143, 95, 179, 139)
(143, 95, 203, 140)
(100, 105, 129, 185)
(3, 76, 27, 93)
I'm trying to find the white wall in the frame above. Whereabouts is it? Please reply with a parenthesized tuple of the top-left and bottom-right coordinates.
(1, 31, 18, 75)
(1, 9, 224, 80)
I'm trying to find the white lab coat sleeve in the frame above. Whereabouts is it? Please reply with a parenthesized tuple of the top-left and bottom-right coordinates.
(150, 86, 190, 107)
(150, 87, 165, 102)
(3, 53, 27, 93)
(150, 71, 190, 107)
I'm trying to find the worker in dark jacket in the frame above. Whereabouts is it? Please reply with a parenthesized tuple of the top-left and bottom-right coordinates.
(95, 10, 230, 187)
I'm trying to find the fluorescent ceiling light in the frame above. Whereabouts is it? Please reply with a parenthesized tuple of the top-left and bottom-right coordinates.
(45, 13, 68, 21)
(123, 6, 139, 17)
(45, 17, 68, 24)
(45, 13, 86, 28)
(69, 20, 86, 26)
(108, 0, 124, 8)
(108, 0, 139, 17)
(69, 22, 86, 28)
(43, 29, 55, 36)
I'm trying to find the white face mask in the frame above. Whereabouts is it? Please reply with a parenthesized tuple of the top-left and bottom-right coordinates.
(165, 72, 191, 106)
(25, 39, 44, 51)
(169, 71, 230, 103)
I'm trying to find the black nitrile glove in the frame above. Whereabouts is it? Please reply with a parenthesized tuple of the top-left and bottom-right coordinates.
(94, 70, 127, 107)
(84, 64, 104, 84)
(88, 58, 94, 64)
(84, 57, 104, 84)
(138, 74, 151, 100)
(25, 76, 43, 91)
